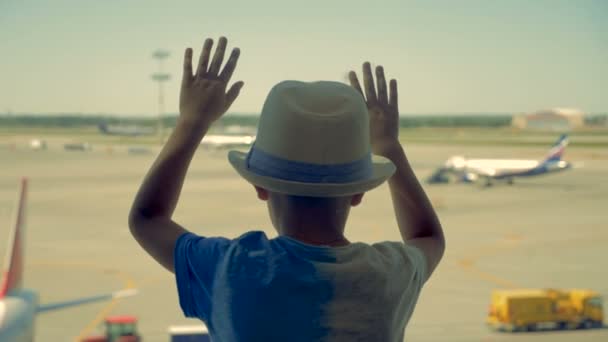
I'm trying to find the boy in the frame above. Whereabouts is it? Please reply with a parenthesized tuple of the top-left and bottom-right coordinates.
(129, 36, 445, 341)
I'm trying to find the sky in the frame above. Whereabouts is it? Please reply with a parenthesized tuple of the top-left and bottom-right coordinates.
(0, 0, 606, 115)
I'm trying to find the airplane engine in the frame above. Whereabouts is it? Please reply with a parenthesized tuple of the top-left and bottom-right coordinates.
(0, 290, 38, 342)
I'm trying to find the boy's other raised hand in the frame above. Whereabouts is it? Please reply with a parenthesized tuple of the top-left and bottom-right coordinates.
(179, 37, 244, 131)
(349, 62, 401, 158)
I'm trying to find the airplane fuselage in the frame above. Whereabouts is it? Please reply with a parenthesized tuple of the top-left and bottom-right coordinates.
(459, 158, 571, 182)
(200, 135, 255, 149)
(464, 159, 540, 174)
(98, 124, 156, 137)
(465, 158, 570, 177)
(462, 159, 540, 177)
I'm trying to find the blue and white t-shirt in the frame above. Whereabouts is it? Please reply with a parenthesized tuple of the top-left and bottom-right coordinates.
(174, 231, 427, 342)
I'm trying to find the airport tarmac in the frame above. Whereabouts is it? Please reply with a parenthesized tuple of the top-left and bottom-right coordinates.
(1, 139, 607, 341)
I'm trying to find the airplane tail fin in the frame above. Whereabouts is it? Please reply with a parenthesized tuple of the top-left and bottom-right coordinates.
(542, 134, 568, 163)
(0, 178, 27, 298)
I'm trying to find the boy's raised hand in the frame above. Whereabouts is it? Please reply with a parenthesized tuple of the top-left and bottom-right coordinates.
(179, 37, 244, 131)
(349, 62, 401, 158)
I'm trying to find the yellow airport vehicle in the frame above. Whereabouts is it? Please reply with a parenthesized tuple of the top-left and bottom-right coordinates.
(487, 288, 604, 332)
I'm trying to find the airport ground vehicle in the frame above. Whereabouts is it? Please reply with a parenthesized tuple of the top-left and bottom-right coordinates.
(487, 289, 603, 332)
(64, 142, 92, 151)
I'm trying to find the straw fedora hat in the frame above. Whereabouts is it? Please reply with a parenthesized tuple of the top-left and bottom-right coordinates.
(228, 80, 396, 197)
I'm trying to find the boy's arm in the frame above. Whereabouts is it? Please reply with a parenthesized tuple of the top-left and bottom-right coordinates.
(349, 63, 445, 280)
(384, 144, 445, 280)
(129, 37, 244, 273)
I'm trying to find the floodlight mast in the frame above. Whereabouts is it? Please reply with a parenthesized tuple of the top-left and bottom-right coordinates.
(151, 49, 171, 144)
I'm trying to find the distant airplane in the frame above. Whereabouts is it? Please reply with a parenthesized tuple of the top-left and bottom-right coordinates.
(0, 179, 137, 342)
(29, 139, 47, 151)
(427, 134, 571, 186)
(98, 123, 156, 137)
(200, 134, 255, 150)
(63, 142, 92, 151)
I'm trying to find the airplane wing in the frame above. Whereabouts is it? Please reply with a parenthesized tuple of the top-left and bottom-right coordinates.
(37, 288, 137, 313)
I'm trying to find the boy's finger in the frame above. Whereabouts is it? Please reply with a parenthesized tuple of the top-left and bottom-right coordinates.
(182, 48, 193, 85)
(376, 66, 388, 104)
(207, 36, 227, 77)
(226, 81, 244, 107)
(196, 38, 213, 77)
(348, 71, 365, 99)
(219, 47, 240, 83)
(389, 79, 398, 112)
(362, 62, 377, 104)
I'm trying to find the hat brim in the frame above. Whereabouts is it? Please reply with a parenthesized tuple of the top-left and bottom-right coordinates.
(228, 150, 396, 197)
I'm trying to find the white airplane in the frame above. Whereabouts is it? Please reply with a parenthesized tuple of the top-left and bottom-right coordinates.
(427, 134, 571, 186)
(29, 139, 47, 151)
(0, 178, 137, 342)
(200, 134, 255, 150)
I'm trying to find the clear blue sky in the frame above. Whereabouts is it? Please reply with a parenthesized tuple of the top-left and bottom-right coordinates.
(1, 0, 606, 115)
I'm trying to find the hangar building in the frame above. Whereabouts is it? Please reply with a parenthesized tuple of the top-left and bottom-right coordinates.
(512, 108, 585, 131)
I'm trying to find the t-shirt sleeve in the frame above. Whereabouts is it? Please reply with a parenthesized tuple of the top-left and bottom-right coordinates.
(401, 243, 428, 288)
(374, 241, 428, 290)
(174, 232, 230, 319)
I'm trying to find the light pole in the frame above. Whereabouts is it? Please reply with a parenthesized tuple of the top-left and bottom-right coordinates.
(151, 49, 171, 144)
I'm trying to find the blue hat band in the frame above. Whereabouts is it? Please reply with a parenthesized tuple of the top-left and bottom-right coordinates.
(246, 146, 374, 184)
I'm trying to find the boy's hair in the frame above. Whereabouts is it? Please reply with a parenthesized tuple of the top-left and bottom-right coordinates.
(284, 195, 346, 209)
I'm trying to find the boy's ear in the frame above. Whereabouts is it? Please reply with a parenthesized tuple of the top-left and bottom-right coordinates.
(350, 193, 364, 207)
(254, 186, 269, 201)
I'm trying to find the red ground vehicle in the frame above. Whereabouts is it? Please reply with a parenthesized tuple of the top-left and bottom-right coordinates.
(82, 315, 141, 342)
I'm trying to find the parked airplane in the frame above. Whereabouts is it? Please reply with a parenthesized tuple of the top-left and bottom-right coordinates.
(427, 134, 571, 186)
(29, 139, 47, 151)
(98, 123, 156, 137)
(200, 134, 255, 150)
(0, 179, 137, 342)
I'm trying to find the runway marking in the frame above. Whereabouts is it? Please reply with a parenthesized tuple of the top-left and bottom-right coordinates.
(456, 236, 522, 288)
(458, 261, 519, 288)
(73, 297, 123, 341)
(457, 232, 608, 289)
(28, 260, 137, 341)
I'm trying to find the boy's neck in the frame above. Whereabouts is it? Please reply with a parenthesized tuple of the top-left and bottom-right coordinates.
(281, 230, 351, 247)
(275, 211, 351, 246)
(267, 192, 354, 247)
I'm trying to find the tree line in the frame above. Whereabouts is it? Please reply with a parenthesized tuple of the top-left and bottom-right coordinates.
(0, 113, 516, 128)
